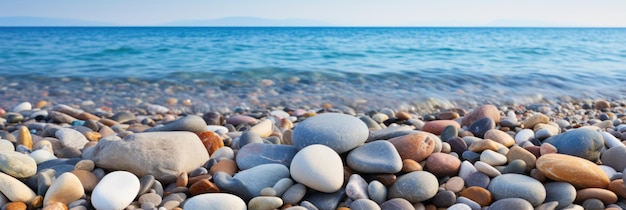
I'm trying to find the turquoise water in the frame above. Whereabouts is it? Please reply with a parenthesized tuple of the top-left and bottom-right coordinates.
(1, 27, 626, 109)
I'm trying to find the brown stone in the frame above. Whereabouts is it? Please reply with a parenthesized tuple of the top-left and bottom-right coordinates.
(459, 131, 474, 137)
(575, 188, 618, 205)
(388, 133, 436, 162)
(17, 126, 32, 150)
(421, 120, 460, 135)
(84, 131, 102, 142)
(4, 202, 27, 210)
(396, 111, 412, 121)
(608, 179, 626, 199)
(36, 100, 48, 109)
(426, 153, 461, 177)
(595, 100, 611, 109)
(483, 129, 515, 147)
(468, 139, 500, 153)
(539, 143, 557, 155)
(188, 174, 212, 186)
(196, 131, 224, 155)
(209, 159, 238, 176)
(460, 186, 492, 206)
(188, 179, 220, 195)
(42, 202, 68, 210)
(401, 159, 422, 172)
(506, 145, 536, 171)
(530, 169, 547, 182)
(31, 195, 44, 208)
(176, 171, 188, 187)
(98, 118, 119, 127)
(523, 145, 541, 158)
(77, 112, 100, 121)
(71, 169, 98, 192)
(437, 111, 460, 120)
(461, 105, 500, 127)
(373, 174, 396, 186)
(522, 113, 549, 129)
(536, 153, 610, 188)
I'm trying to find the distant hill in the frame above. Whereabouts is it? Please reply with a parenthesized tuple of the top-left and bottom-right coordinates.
(161, 16, 333, 27)
(0, 16, 114, 26)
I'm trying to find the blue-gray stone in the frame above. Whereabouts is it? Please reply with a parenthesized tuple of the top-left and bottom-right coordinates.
(389, 171, 439, 202)
(37, 158, 81, 173)
(544, 128, 604, 162)
(504, 159, 527, 174)
(359, 116, 382, 130)
(347, 140, 402, 173)
(302, 188, 345, 210)
(381, 198, 415, 210)
(432, 190, 457, 208)
(544, 182, 576, 209)
(462, 151, 480, 163)
(236, 143, 298, 170)
(282, 183, 306, 204)
(601, 146, 626, 172)
(488, 174, 546, 206)
(144, 115, 208, 133)
(441, 125, 459, 142)
(368, 180, 387, 205)
(468, 117, 495, 138)
(350, 199, 381, 210)
(488, 198, 533, 210)
(292, 113, 369, 153)
(213, 164, 289, 201)
(456, 197, 481, 210)
(465, 171, 490, 188)
(238, 131, 263, 148)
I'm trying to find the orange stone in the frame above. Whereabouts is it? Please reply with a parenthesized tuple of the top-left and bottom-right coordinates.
(396, 111, 412, 121)
(468, 139, 500, 153)
(209, 159, 238, 176)
(575, 188, 618, 205)
(42, 202, 68, 210)
(77, 112, 100, 121)
(595, 100, 611, 109)
(176, 171, 188, 187)
(608, 179, 626, 199)
(84, 131, 102, 142)
(389, 133, 436, 162)
(437, 111, 460, 120)
(36, 100, 48, 109)
(522, 113, 550, 129)
(506, 145, 536, 171)
(536, 154, 610, 188)
(401, 159, 423, 172)
(426, 153, 461, 177)
(188, 174, 212, 186)
(31, 195, 44, 208)
(4, 202, 27, 210)
(483, 129, 515, 147)
(98, 118, 119, 126)
(188, 179, 220, 195)
(460, 186, 493, 206)
(17, 126, 32, 150)
(196, 131, 224, 155)
(421, 120, 460, 135)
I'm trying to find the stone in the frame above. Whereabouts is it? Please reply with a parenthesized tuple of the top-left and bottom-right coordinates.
(483, 129, 515, 147)
(465, 171, 490, 188)
(248, 196, 283, 210)
(575, 188, 618, 205)
(138, 192, 162, 206)
(30, 149, 57, 164)
(448, 137, 468, 155)
(461, 105, 500, 127)
(388, 171, 438, 203)
(514, 129, 535, 144)
(380, 198, 414, 210)
(0, 172, 37, 202)
(456, 197, 481, 210)
(249, 119, 274, 138)
(388, 133, 436, 162)
(290, 144, 343, 193)
(544, 128, 604, 162)
(349, 199, 380, 210)
(189, 179, 220, 195)
(110, 111, 135, 123)
(49, 111, 77, 124)
(196, 131, 224, 155)
(0, 139, 14, 152)
(441, 125, 459, 142)
(70, 170, 97, 192)
(236, 131, 262, 148)
(210, 159, 238, 176)
(445, 176, 465, 193)
(537, 153, 610, 188)
(401, 159, 422, 172)
(12, 102, 32, 112)
(487, 174, 546, 206)
(468, 139, 499, 153)
(183, 193, 246, 210)
(144, 115, 208, 133)
(488, 198, 533, 210)
(535, 201, 559, 210)
(16, 126, 32, 150)
(595, 100, 611, 109)
(271, 178, 293, 197)
(82, 132, 210, 183)
(55, 128, 88, 150)
(540, 143, 558, 155)
(236, 143, 298, 170)
(346, 174, 369, 200)
(368, 180, 387, 205)
(4, 201, 28, 210)
(479, 150, 507, 166)
(282, 183, 306, 204)
(347, 140, 403, 173)
(601, 146, 626, 172)
(467, 117, 495, 138)
(505, 145, 536, 171)
(302, 188, 346, 210)
(523, 113, 550, 129)
(426, 152, 461, 177)
(292, 113, 369, 153)
(214, 164, 289, 200)
(460, 186, 492, 206)
(421, 120, 460, 135)
(432, 190, 456, 208)
(43, 173, 83, 205)
(0, 151, 37, 178)
(504, 159, 527, 174)
(447, 203, 472, 210)
(91, 171, 139, 210)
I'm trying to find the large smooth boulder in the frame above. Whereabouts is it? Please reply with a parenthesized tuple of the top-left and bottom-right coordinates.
(292, 113, 369, 153)
(82, 132, 210, 183)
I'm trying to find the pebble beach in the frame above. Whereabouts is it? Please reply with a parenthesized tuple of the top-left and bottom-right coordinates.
(2, 81, 626, 210)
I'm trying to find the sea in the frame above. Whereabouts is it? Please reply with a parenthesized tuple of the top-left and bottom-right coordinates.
(1, 27, 626, 112)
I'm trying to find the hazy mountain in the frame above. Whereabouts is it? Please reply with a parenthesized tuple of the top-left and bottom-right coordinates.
(161, 16, 333, 26)
(0, 16, 115, 26)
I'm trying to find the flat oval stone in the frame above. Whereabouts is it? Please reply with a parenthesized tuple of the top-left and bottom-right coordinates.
(544, 128, 604, 162)
(0, 172, 37, 202)
(480, 150, 507, 166)
(249, 119, 274, 138)
(54, 128, 88, 150)
(388, 133, 435, 162)
(422, 120, 460, 135)
(282, 183, 306, 204)
(214, 164, 289, 200)
(506, 145, 536, 171)
(484, 129, 515, 147)
(189, 179, 220, 195)
(432, 190, 457, 208)
(426, 152, 460, 177)
(474, 161, 501, 177)
(460, 186, 492, 206)
(465, 171, 490, 188)
(536, 153, 610, 188)
(487, 174, 546, 206)
(347, 140, 402, 173)
(523, 113, 549, 129)
(292, 113, 369, 153)
(0, 151, 37, 178)
(290, 145, 343, 193)
(445, 176, 465, 193)
(91, 171, 140, 210)
(236, 143, 298, 170)
(388, 171, 438, 203)
(144, 115, 208, 133)
(467, 139, 499, 153)
(575, 188, 618, 205)
(504, 159, 527, 174)
(449, 137, 468, 155)
(447, 203, 472, 210)
(183, 193, 246, 210)
(488, 198, 533, 210)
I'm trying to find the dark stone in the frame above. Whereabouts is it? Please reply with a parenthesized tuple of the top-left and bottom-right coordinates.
(467, 117, 495, 138)
(441, 125, 458, 142)
(431, 190, 456, 208)
(448, 137, 468, 156)
(465, 171, 490, 188)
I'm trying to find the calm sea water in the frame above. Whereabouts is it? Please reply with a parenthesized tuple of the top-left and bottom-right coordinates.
(1, 27, 626, 110)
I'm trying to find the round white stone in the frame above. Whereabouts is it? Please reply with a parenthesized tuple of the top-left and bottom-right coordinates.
(92, 171, 140, 210)
(290, 144, 344, 193)
(184, 193, 246, 210)
(0, 172, 36, 202)
(29, 149, 58, 164)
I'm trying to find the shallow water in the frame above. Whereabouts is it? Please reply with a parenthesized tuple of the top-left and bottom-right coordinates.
(1, 27, 626, 111)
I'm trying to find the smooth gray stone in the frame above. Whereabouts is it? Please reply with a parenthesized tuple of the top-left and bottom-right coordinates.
(238, 131, 263, 148)
(359, 116, 382, 130)
(448, 204, 472, 210)
(468, 117, 495, 138)
(345, 174, 368, 200)
(388, 171, 438, 202)
(111, 111, 136, 123)
(347, 140, 402, 173)
(544, 128, 603, 162)
(350, 199, 380, 210)
(601, 146, 626, 172)
(282, 183, 306, 204)
(544, 182, 576, 209)
(151, 180, 164, 197)
(487, 174, 546, 206)
(300, 201, 320, 210)
(582, 198, 605, 210)
(292, 113, 369, 153)
(380, 198, 415, 210)
(534, 201, 559, 210)
(214, 164, 289, 201)
(144, 115, 208, 133)
(462, 151, 480, 162)
(236, 143, 298, 170)
(488, 198, 533, 210)
(272, 178, 294, 197)
(137, 175, 156, 196)
(465, 171, 489, 188)
(456, 197, 481, 210)
(367, 180, 387, 205)
(441, 125, 459, 142)
(302, 188, 345, 210)
(504, 159, 527, 174)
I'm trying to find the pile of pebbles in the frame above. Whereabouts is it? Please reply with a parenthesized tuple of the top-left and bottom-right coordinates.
(1, 99, 626, 210)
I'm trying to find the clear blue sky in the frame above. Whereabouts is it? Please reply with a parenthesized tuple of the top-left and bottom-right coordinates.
(1, 0, 625, 26)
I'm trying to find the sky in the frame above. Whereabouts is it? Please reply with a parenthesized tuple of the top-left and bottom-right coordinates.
(1, 0, 625, 26)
